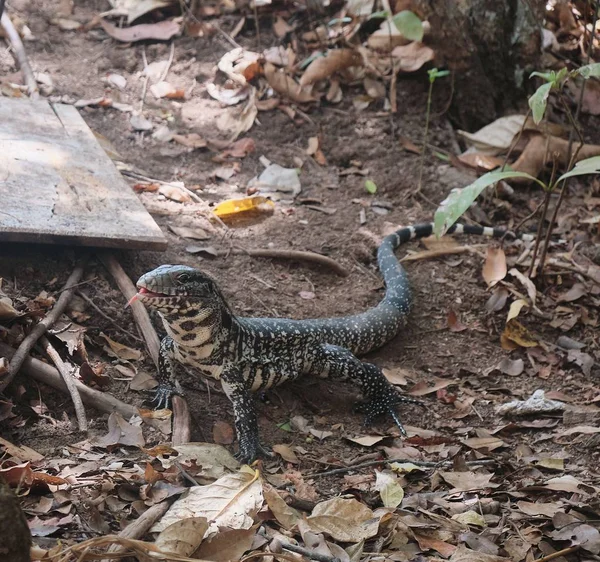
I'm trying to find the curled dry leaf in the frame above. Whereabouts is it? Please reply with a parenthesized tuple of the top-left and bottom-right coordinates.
(94, 412, 145, 448)
(300, 49, 363, 86)
(194, 526, 257, 561)
(100, 18, 180, 42)
(457, 152, 505, 171)
(374, 471, 404, 508)
(206, 82, 250, 106)
(172, 133, 207, 149)
(272, 444, 299, 463)
(264, 63, 316, 104)
(154, 517, 208, 557)
(307, 498, 380, 542)
(151, 470, 263, 535)
(511, 134, 600, 184)
(263, 484, 301, 530)
(482, 247, 507, 287)
(391, 42, 435, 73)
(100, 333, 142, 361)
(501, 319, 538, 349)
(367, 19, 411, 51)
(457, 115, 527, 155)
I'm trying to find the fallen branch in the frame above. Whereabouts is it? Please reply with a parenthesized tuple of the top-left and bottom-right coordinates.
(39, 335, 88, 431)
(217, 248, 349, 277)
(281, 542, 340, 562)
(98, 252, 160, 366)
(0, 10, 38, 98)
(310, 456, 498, 478)
(1, 260, 87, 392)
(0, 342, 137, 418)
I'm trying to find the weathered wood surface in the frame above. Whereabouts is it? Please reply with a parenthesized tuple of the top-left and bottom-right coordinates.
(0, 97, 167, 250)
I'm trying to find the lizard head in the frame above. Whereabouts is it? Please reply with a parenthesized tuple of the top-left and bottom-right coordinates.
(131, 265, 222, 314)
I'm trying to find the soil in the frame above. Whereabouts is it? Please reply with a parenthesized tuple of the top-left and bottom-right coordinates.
(2, 0, 600, 544)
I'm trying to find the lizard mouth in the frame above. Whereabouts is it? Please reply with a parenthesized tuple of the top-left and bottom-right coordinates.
(127, 286, 180, 307)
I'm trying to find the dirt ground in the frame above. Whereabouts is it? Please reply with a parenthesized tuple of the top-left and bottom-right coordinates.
(2, 0, 600, 546)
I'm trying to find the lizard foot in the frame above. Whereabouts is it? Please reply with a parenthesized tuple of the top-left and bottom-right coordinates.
(148, 383, 183, 410)
(357, 392, 424, 437)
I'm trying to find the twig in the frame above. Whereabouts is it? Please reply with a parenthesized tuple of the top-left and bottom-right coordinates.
(1, 260, 87, 392)
(103, 499, 174, 561)
(281, 542, 340, 562)
(39, 335, 88, 431)
(0, 342, 137, 418)
(213, 247, 349, 277)
(0, 10, 38, 98)
(98, 252, 160, 367)
(120, 169, 203, 204)
(159, 42, 175, 82)
(310, 456, 498, 477)
(76, 290, 143, 342)
(534, 546, 579, 562)
(213, 22, 242, 49)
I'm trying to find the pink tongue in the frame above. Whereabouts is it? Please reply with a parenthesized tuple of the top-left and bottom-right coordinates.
(126, 294, 139, 308)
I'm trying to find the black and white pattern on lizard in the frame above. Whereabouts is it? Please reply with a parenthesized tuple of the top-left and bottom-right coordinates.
(133, 222, 520, 462)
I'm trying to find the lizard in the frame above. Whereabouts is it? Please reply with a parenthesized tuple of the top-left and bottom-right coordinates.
(131, 222, 520, 463)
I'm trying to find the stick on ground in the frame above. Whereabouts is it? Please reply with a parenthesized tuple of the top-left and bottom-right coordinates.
(39, 335, 88, 431)
(0, 10, 38, 98)
(216, 248, 349, 277)
(98, 252, 160, 366)
(1, 259, 87, 392)
(0, 342, 137, 418)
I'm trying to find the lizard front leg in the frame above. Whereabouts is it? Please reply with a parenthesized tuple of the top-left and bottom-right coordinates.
(220, 365, 273, 463)
(152, 336, 183, 409)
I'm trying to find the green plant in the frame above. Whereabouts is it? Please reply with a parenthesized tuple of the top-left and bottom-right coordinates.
(415, 68, 450, 197)
(433, 62, 600, 278)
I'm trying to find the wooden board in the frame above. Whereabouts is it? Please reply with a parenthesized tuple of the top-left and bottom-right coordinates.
(0, 97, 167, 250)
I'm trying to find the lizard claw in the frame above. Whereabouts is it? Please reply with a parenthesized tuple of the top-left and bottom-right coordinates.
(149, 383, 183, 410)
(359, 391, 423, 437)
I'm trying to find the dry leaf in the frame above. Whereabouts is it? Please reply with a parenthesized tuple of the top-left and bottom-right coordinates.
(155, 518, 208, 557)
(509, 268, 537, 304)
(263, 484, 301, 530)
(100, 18, 180, 42)
(151, 470, 263, 535)
(213, 421, 235, 444)
(448, 309, 467, 332)
(272, 444, 299, 463)
(300, 49, 362, 86)
(345, 435, 385, 447)
(100, 333, 142, 361)
(482, 247, 507, 287)
(391, 42, 435, 72)
(264, 63, 316, 104)
(94, 412, 145, 448)
(172, 133, 207, 149)
(501, 319, 538, 349)
(408, 378, 458, 396)
(307, 498, 380, 542)
(194, 526, 257, 561)
(457, 152, 505, 171)
(439, 471, 498, 492)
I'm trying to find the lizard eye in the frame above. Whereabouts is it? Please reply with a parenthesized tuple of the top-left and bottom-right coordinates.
(177, 273, 191, 284)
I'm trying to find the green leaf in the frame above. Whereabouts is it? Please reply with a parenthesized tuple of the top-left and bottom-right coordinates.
(576, 63, 600, 79)
(391, 10, 423, 42)
(557, 156, 600, 181)
(433, 170, 543, 237)
(528, 82, 552, 125)
(365, 179, 377, 194)
(428, 68, 450, 83)
(530, 70, 556, 83)
(277, 421, 292, 432)
(368, 9, 389, 19)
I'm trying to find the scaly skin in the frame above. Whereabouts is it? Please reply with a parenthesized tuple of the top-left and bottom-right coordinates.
(133, 222, 515, 462)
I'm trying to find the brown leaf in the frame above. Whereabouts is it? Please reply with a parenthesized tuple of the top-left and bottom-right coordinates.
(501, 319, 538, 349)
(300, 49, 362, 86)
(511, 134, 600, 184)
(382, 367, 409, 386)
(94, 412, 145, 448)
(172, 133, 207, 149)
(272, 444, 299, 463)
(439, 471, 499, 492)
(448, 309, 467, 332)
(457, 152, 505, 171)
(408, 378, 458, 396)
(449, 544, 510, 562)
(100, 18, 180, 42)
(482, 247, 507, 287)
(391, 42, 435, 72)
(100, 333, 142, 361)
(557, 282, 587, 303)
(345, 435, 386, 447)
(414, 533, 457, 557)
(218, 137, 256, 159)
(264, 63, 316, 104)
(213, 421, 234, 445)
(194, 527, 257, 561)
(495, 357, 524, 376)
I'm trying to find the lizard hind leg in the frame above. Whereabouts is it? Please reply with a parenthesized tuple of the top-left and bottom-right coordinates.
(310, 344, 423, 436)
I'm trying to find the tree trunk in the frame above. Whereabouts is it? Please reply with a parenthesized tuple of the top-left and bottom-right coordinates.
(415, 0, 546, 130)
